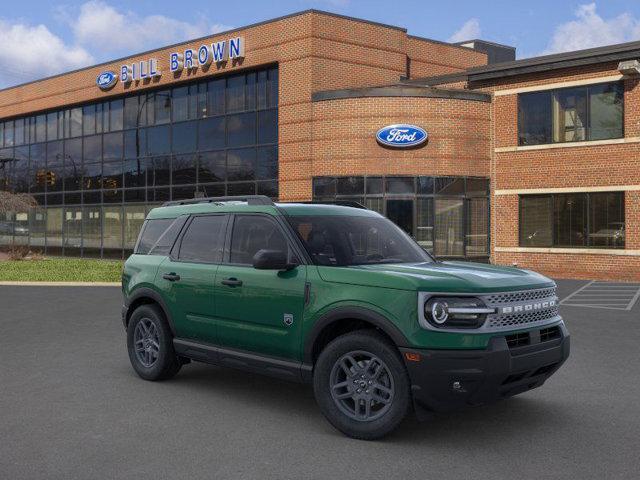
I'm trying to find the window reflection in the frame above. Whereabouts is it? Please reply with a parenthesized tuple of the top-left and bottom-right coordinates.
(0, 67, 279, 257)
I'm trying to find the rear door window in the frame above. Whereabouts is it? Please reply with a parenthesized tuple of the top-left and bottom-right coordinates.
(178, 215, 228, 263)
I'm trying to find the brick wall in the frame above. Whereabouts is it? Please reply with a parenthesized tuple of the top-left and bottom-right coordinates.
(308, 95, 491, 191)
(482, 63, 640, 281)
(406, 37, 487, 79)
(0, 10, 489, 206)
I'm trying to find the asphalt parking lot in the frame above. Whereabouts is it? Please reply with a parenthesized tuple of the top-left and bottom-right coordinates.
(1, 280, 638, 480)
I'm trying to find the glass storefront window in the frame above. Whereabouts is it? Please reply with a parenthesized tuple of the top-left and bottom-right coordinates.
(313, 175, 489, 259)
(386, 177, 414, 195)
(466, 197, 488, 256)
(519, 82, 623, 145)
(83, 206, 102, 256)
(416, 198, 433, 251)
(520, 192, 624, 249)
(0, 66, 279, 258)
(63, 207, 82, 255)
(435, 198, 464, 257)
(103, 206, 123, 257)
(124, 205, 146, 251)
(29, 207, 46, 249)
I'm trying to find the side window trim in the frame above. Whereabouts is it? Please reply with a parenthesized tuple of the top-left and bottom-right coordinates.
(148, 215, 189, 255)
(171, 213, 230, 264)
(223, 213, 307, 267)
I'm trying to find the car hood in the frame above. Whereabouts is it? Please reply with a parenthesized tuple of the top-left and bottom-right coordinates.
(316, 261, 554, 293)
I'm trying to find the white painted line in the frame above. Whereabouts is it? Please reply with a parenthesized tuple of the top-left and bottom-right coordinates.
(559, 281, 595, 305)
(570, 293, 636, 296)
(561, 305, 628, 311)
(626, 286, 640, 311)
(0, 281, 120, 287)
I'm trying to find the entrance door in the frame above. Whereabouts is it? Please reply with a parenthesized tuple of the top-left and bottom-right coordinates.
(386, 199, 414, 236)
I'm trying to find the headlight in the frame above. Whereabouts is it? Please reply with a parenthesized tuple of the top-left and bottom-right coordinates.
(423, 297, 494, 329)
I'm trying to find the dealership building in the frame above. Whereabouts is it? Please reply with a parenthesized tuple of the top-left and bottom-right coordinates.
(0, 9, 639, 280)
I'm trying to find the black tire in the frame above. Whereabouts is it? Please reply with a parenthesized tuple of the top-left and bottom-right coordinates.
(127, 304, 181, 381)
(313, 330, 410, 440)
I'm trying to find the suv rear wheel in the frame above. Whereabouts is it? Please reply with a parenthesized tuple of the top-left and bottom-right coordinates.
(127, 304, 181, 381)
(313, 330, 410, 440)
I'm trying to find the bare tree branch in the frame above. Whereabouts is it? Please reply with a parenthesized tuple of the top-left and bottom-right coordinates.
(0, 191, 37, 214)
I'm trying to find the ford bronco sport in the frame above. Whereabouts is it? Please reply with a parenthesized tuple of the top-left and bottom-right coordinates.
(122, 195, 570, 440)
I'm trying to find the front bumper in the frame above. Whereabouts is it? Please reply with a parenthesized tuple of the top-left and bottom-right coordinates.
(400, 321, 570, 417)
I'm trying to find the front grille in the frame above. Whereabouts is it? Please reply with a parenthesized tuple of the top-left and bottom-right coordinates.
(506, 332, 530, 348)
(540, 325, 561, 342)
(487, 306, 559, 329)
(484, 287, 557, 305)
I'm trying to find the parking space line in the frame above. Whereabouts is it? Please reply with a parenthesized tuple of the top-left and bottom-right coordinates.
(560, 280, 640, 311)
(626, 287, 640, 311)
(559, 281, 594, 304)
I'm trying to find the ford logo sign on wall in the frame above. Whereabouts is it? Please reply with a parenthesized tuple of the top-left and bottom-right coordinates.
(96, 71, 118, 90)
(376, 124, 428, 148)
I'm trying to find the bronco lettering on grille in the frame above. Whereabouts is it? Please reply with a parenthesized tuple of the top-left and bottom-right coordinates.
(500, 299, 556, 315)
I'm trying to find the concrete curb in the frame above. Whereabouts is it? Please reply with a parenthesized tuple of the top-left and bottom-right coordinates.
(0, 281, 121, 287)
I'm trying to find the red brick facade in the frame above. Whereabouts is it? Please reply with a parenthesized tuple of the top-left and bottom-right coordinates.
(1, 9, 638, 279)
(480, 63, 640, 281)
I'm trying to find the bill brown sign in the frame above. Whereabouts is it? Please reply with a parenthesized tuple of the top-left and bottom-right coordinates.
(97, 36, 245, 89)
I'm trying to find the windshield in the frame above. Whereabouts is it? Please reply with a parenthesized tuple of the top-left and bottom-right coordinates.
(287, 214, 433, 266)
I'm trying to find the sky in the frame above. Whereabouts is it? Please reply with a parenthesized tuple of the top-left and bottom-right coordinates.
(2, 0, 640, 88)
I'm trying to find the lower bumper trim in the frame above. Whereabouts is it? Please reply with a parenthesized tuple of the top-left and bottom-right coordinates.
(400, 322, 570, 418)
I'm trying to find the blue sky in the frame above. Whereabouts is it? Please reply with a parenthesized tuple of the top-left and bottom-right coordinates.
(2, 1, 640, 88)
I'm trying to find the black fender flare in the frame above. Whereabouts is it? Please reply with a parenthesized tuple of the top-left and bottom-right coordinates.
(124, 287, 176, 335)
(303, 306, 409, 364)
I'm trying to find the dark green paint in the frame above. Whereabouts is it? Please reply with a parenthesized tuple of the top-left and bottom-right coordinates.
(124, 201, 559, 361)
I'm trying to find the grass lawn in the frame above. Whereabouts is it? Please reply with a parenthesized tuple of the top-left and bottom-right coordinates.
(0, 258, 123, 282)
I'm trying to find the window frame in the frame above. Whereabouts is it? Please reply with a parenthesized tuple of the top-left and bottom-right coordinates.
(518, 192, 625, 249)
(222, 213, 308, 267)
(171, 213, 229, 264)
(517, 81, 624, 146)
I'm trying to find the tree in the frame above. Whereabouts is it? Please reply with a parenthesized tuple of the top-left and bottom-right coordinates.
(0, 191, 37, 215)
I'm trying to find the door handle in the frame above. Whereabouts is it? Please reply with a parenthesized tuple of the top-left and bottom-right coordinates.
(162, 272, 181, 282)
(221, 277, 243, 287)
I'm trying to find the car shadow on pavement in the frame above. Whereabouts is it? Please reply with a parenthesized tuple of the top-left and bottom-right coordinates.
(137, 360, 573, 444)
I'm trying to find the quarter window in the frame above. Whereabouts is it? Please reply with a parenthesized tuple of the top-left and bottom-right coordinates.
(518, 82, 623, 145)
(135, 218, 173, 254)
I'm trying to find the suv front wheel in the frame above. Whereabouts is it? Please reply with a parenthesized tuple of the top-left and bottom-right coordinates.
(127, 304, 182, 381)
(313, 330, 410, 440)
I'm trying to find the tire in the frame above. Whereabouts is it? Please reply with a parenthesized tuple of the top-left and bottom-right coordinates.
(127, 304, 181, 381)
(313, 330, 410, 440)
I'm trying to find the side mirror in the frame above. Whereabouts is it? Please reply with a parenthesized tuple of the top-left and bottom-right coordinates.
(252, 249, 297, 271)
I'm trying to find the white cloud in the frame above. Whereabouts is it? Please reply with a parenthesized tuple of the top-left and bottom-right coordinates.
(542, 3, 640, 54)
(448, 18, 481, 43)
(0, 20, 93, 88)
(0, 1, 234, 88)
(71, 1, 232, 55)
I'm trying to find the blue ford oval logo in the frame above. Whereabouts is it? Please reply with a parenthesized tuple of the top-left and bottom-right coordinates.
(96, 71, 118, 90)
(376, 124, 428, 148)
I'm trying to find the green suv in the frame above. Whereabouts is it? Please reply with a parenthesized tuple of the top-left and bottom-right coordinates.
(122, 195, 570, 439)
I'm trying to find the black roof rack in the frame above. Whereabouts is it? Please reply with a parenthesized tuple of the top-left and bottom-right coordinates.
(292, 200, 368, 209)
(162, 195, 274, 207)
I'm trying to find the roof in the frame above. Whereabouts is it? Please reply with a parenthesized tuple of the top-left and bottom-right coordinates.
(466, 39, 640, 81)
(312, 84, 491, 103)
